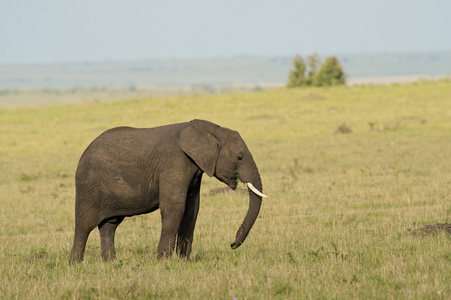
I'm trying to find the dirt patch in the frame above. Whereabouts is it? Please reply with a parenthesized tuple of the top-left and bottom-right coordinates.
(408, 223, 451, 236)
(335, 123, 353, 134)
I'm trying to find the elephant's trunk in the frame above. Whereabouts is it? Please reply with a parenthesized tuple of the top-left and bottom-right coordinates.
(230, 159, 265, 249)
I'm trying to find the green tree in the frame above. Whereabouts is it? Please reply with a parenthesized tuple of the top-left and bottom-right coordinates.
(287, 54, 307, 88)
(314, 56, 345, 86)
(306, 53, 321, 85)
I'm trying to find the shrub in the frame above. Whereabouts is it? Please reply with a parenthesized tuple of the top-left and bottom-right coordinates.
(287, 55, 307, 88)
(306, 53, 321, 85)
(287, 54, 346, 87)
(314, 56, 346, 86)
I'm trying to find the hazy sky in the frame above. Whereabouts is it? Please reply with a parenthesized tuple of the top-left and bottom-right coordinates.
(1, 0, 451, 64)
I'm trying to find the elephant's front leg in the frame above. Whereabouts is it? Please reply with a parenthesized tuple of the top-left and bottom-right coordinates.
(176, 181, 201, 259)
(157, 191, 187, 259)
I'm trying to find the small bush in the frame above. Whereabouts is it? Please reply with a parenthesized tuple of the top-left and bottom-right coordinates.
(306, 53, 321, 85)
(314, 56, 346, 86)
(287, 55, 307, 88)
(287, 54, 346, 87)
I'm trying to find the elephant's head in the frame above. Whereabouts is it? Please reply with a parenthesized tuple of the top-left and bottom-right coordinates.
(178, 119, 267, 249)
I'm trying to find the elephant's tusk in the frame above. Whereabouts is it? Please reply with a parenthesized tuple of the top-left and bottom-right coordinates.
(246, 182, 268, 198)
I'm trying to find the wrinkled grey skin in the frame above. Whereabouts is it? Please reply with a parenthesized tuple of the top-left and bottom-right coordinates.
(69, 119, 264, 263)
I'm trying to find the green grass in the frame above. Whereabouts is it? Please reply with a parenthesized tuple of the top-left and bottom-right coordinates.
(1, 80, 450, 299)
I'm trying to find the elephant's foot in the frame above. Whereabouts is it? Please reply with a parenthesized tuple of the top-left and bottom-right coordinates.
(157, 251, 172, 260)
(69, 251, 84, 265)
(176, 238, 192, 259)
(101, 249, 116, 262)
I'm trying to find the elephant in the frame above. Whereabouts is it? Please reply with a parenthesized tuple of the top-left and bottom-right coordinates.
(69, 119, 267, 263)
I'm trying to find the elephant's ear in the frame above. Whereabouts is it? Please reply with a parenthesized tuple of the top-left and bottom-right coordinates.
(178, 120, 220, 177)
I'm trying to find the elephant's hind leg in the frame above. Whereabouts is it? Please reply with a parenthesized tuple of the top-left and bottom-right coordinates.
(98, 216, 124, 261)
(70, 224, 93, 264)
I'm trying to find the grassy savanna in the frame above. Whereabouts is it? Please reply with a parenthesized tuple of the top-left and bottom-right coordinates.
(0, 80, 450, 299)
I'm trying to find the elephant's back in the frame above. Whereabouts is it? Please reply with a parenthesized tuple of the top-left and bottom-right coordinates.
(78, 126, 143, 164)
(75, 123, 187, 178)
(80, 124, 184, 157)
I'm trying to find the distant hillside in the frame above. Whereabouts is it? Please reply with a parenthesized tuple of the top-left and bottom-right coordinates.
(0, 51, 450, 89)
(340, 51, 451, 77)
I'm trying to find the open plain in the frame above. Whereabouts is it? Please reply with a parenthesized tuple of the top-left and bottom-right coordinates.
(0, 80, 450, 299)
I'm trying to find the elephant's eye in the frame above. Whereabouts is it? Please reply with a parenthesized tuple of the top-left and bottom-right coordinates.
(237, 154, 243, 161)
